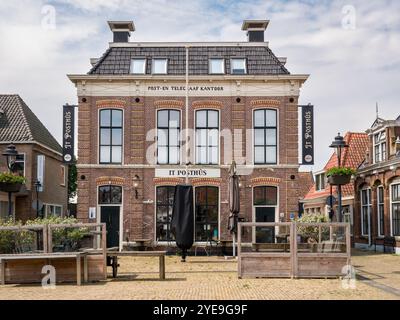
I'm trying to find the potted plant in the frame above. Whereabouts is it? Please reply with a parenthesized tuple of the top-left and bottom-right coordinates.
(326, 167, 356, 186)
(0, 172, 26, 193)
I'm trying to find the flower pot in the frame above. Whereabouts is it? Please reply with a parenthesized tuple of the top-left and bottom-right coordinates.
(0, 182, 22, 193)
(328, 174, 351, 186)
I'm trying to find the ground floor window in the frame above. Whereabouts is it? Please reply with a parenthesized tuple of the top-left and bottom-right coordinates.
(253, 186, 278, 243)
(361, 188, 371, 236)
(391, 183, 400, 236)
(156, 186, 175, 241)
(377, 186, 384, 237)
(44, 204, 63, 217)
(98, 185, 122, 204)
(195, 186, 219, 241)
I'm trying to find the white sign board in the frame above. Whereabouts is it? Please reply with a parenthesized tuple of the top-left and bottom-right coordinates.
(155, 168, 221, 178)
(89, 207, 96, 219)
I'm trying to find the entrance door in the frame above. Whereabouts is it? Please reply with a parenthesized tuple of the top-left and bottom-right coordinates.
(101, 206, 120, 248)
(255, 207, 275, 243)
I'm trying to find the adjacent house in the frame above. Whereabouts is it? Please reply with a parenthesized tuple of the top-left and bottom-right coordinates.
(354, 115, 400, 253)
(0, 94, 68, 221)
(302, 132, 369, 234)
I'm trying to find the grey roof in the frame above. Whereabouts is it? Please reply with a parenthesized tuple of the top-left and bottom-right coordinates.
(0, 95, 62, 153)
(89, 46, 289, 75)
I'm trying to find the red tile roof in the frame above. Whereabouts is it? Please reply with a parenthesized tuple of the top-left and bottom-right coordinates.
(304, 132, 369, 201)
(298, 171, 314, 199)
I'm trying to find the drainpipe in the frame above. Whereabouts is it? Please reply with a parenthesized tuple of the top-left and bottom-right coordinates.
(185, 45, 190, 184)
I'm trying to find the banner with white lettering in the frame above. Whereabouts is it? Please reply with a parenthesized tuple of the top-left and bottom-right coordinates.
(301, 105, 314, 165)
(62, 104, 75, 164)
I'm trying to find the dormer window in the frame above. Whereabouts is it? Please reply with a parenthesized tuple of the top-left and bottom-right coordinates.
(231, 58, 247, 75)
(209, 59, 225, 74)
(152, 58, 168, 74)
(315, 172, 326, 191)
(374, 131, 386, 163)
(130, 58, 146, 74)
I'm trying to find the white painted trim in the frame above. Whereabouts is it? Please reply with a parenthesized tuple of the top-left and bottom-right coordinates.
(390, 181, 400, 237)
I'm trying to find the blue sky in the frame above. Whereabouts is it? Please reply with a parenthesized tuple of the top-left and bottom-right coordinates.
(0, 0, 399, 170)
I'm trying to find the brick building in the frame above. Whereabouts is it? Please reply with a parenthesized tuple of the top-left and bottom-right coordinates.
(354, 116, 400, 253)
(302, 132, 369, 235)
(0, 95, 68, 221)
(68, 20, 309, 249)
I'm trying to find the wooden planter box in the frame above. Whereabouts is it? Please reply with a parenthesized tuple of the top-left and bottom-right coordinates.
(327, 174, 351, 186)
(0, 182, 22, 193)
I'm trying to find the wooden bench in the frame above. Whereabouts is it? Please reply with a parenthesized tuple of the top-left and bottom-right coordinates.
(107, 251, 166, 280)
(0, 252, 88, 286)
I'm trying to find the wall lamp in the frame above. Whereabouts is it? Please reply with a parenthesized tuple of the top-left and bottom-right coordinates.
(133, 175, 140, 199)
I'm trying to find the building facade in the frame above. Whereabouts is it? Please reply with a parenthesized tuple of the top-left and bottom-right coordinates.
(0, 95, 68, 221)
(68, 20, 309, 249)
(302, 132, 369, 237)
(354, 116, 400, 253)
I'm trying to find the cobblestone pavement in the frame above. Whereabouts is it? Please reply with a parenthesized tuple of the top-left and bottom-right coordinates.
(0, 251, 399, 300)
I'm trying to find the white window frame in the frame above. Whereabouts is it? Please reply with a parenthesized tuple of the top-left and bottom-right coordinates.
(377, 186, 385, 237)
(315, 172, 326, 192)
(130, 58, 147, 74)
(156, 109, 181, 165)
(152, 58, 168, 74)
(390, 181, 400, 237)
(43, 203, 63, 218)
(373, 130, 386, 164)
(230, 58, 247, 75)
(360, 188, 371, 237)
(342, 205, 353, 236)
(253, 108, 278, 165)
(195, 109, 220, 165)
(209, 58, 225, 74)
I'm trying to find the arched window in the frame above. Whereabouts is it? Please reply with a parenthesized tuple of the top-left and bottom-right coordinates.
(98, 185, 122, 204)
(254, 109, 277, 164)
(99, 109, 123, 164)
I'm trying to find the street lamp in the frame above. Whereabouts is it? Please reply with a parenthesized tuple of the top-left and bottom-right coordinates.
(34, 180, 42, 218)
(329, 133, 349, 222)
(2, 144, 19, 218)
(2, 144, 18, 171)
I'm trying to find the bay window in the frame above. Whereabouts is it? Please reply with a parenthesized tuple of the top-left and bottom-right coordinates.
(99, 109, 123, 164)
(196, 110, 219, 165)
(254, 109, 277, 164)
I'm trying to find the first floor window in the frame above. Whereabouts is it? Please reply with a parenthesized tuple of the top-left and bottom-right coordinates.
(195, 187, 219, 241)
(157, 109, 180, 164)
(99, 109, 123, 164)
(391, 183, 400, 236)
(377, 186, 384, 237)
(196, 110, 219, 164)
(254, 109, 277, 164)
(98, 185, 122, 204)
(361, 189, 371, 236)
(12, 154, 25, 177)
(156, 186, 175, 241)
(315, 173, 326, 191)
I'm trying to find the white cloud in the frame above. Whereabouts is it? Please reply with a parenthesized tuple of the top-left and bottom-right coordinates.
(0, 0, 399, 170)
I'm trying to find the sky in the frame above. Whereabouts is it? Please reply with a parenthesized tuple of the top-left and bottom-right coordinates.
(0, 0, 399, 170)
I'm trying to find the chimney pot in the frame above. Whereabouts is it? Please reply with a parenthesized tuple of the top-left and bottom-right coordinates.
(108, 21, 135, 43)
(242, 19, 269, 42)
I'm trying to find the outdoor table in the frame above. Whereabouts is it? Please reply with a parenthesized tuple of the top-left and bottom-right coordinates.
(0, 252, 88, 286)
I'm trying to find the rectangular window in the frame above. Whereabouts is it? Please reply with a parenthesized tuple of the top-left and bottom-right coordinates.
(45, 204, 63, 217)
(377, 186, 384, 237)
(196, 110, 219, 165)
(130, 58, 146, 74)
(361, 189, 371, 236)
(195, 187, 219, 241)
(315, 173, 326, 191)
(254, 109, 277, 164)
(391, 183, 400, 236)
(99, 109, 123, 164)
(13, 154, 25, 177)
(37, 155, 45, 192)
(152, 59, 168, 74)
(60, 166, 66, 186)
(231, 58, 247, 74)
(156, 186, 175, 241)
(374, 131, 386, 163)
(209, 59, 225, 74)
(98, 185, 122, 205)
(157, 110, 180, 164)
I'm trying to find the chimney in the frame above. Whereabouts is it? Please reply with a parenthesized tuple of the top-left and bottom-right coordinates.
(241, 20, 269, 42)
(108, 21, 135, 43)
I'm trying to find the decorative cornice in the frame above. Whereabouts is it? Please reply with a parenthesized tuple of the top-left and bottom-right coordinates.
(96, 99, 127, 108)
(153, 177, 184, 186)
(250, 99, 280, 108)
(192, 100, 223, 109)
(250, 177, 281, 187)
(96, 176, 126, 186)
(154, 100, 184, 109)
(191, 178, 222, 187)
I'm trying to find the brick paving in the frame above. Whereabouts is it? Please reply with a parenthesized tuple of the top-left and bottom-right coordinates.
(0, 251, 399, 300)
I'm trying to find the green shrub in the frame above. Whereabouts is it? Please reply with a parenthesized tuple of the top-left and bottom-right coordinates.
(296, 213, 329, 241)
(0, 219, 35, 254)
(0, 172, 26, 184)
(326, 167, 356, 177)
